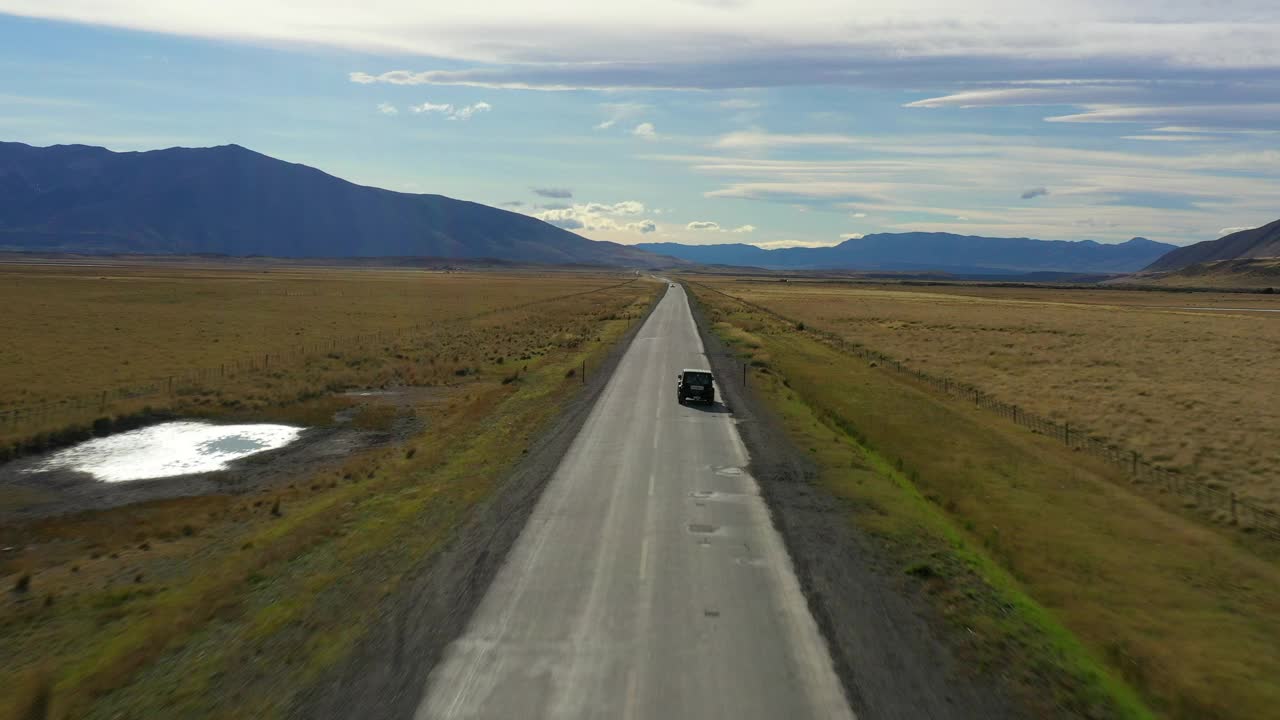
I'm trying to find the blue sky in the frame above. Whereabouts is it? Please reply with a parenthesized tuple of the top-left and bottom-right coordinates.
(1, 2, 1277, 248)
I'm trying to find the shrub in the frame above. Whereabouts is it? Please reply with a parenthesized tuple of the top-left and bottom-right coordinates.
(13, 573, 31, 593)
(92, 416, 113, 436)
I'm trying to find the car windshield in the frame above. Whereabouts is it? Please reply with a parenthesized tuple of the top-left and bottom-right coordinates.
(685, 372, 712, 385)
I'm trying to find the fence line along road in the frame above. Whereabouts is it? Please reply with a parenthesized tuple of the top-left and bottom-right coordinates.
(689, 280, 1280, 542)
(0, 277, 642, 430)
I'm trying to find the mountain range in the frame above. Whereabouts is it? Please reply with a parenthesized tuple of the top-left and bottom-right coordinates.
(0, 142, 677, 267)
(1142, 220, 1280, 272)
(637, 234, 1176, 275)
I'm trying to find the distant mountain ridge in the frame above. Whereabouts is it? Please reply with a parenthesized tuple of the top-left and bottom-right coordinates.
(638, 233, 1176, 274)
(0, 141, 679, 267)
(1143, 220, 1280, 272)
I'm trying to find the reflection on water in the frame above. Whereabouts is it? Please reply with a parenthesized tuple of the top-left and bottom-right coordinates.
(28, 421, 304, 482)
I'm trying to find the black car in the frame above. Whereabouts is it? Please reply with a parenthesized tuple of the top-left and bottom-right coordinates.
(676, 369, 715, 405)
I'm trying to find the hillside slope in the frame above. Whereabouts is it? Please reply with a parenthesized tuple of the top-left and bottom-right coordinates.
(0, 142, 675, 267)
(639, 233, 1174, 274)
(1143, 220, 1280, 272)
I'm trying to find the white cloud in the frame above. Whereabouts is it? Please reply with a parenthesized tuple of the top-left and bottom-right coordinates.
(530, 200, 656, 235)
(1217, 226, 1255, 236)
(719, 98, 762, 109)
(409, 100, 492, 120)
(376, 103, 398, 115)
(714, 131, 866, 150)
(1045, 104, 1280, 130)
(686, 221, 756, 233)
(9, 3, 1280, 107)
(851, 212, 867, 218)
(1121, 135, 1214, 142)
(843, 233, 865, 239)
(584, 200, 645, 215)
(453, 101, 492, 119)
(410, 101, 452, 114)
(753, 239, 843, 250)
(632, 122, 657, 139)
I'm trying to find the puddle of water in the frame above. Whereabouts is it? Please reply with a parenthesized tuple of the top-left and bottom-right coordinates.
(27, 421, 303, 482)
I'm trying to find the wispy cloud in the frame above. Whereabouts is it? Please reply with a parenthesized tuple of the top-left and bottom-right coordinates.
(687, 220, 755, 233)
(714, 131, 866, 150)
(632, 122, 657, 139)
(376, 102, 398, 115)
(594, 102, 648, 130)
(531, 186, 573, 199)
(753, 239, 843, 250)
(652, 134, 1280, 244)
(409, 100, 492, 120)
(1217, 226, 1255, 236)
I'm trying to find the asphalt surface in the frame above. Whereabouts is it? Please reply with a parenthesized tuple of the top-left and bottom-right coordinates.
(416, 284, 854, 720)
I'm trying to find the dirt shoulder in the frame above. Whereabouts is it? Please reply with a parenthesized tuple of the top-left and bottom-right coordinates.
(291, 284, 666, 720)
(687, 285, 1021, 720)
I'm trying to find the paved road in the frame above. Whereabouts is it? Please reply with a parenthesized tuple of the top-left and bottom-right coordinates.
(417, 284, 854, 719)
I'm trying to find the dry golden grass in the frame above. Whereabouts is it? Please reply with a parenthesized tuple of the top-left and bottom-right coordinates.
(696, 277, 1280, 509)
(0, 263, 641, 453)
(1126, 257, 1280, 289)
(692, 283, 1280, 720)
(0, 262, 659, 719)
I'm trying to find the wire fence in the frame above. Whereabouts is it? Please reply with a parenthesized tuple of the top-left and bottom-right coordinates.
(0, 277, 641, 432)
(692, 280, 1280, 541)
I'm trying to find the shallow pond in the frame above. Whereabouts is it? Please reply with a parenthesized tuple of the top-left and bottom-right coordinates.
(27, 421, 304, 482)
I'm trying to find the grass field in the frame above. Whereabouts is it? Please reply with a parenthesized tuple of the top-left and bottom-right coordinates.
(692, 277, 1280, 510)
(690, 280, 1280, 720)
(0, 262, 659, 719)
(0, 263, 643, 456)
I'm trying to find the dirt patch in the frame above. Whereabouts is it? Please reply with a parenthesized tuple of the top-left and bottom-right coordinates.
(686, 286, 1021, 720)
(290, 284, 665, 720)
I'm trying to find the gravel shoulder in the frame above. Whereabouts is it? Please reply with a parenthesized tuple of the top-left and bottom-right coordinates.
(686, 286, 1021, 720)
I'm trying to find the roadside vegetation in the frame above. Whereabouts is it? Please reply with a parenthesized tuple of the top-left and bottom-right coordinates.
(693, 277, 1280, 510)
(0, 262, 659, 719)
(689, 279, 1280, 720)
